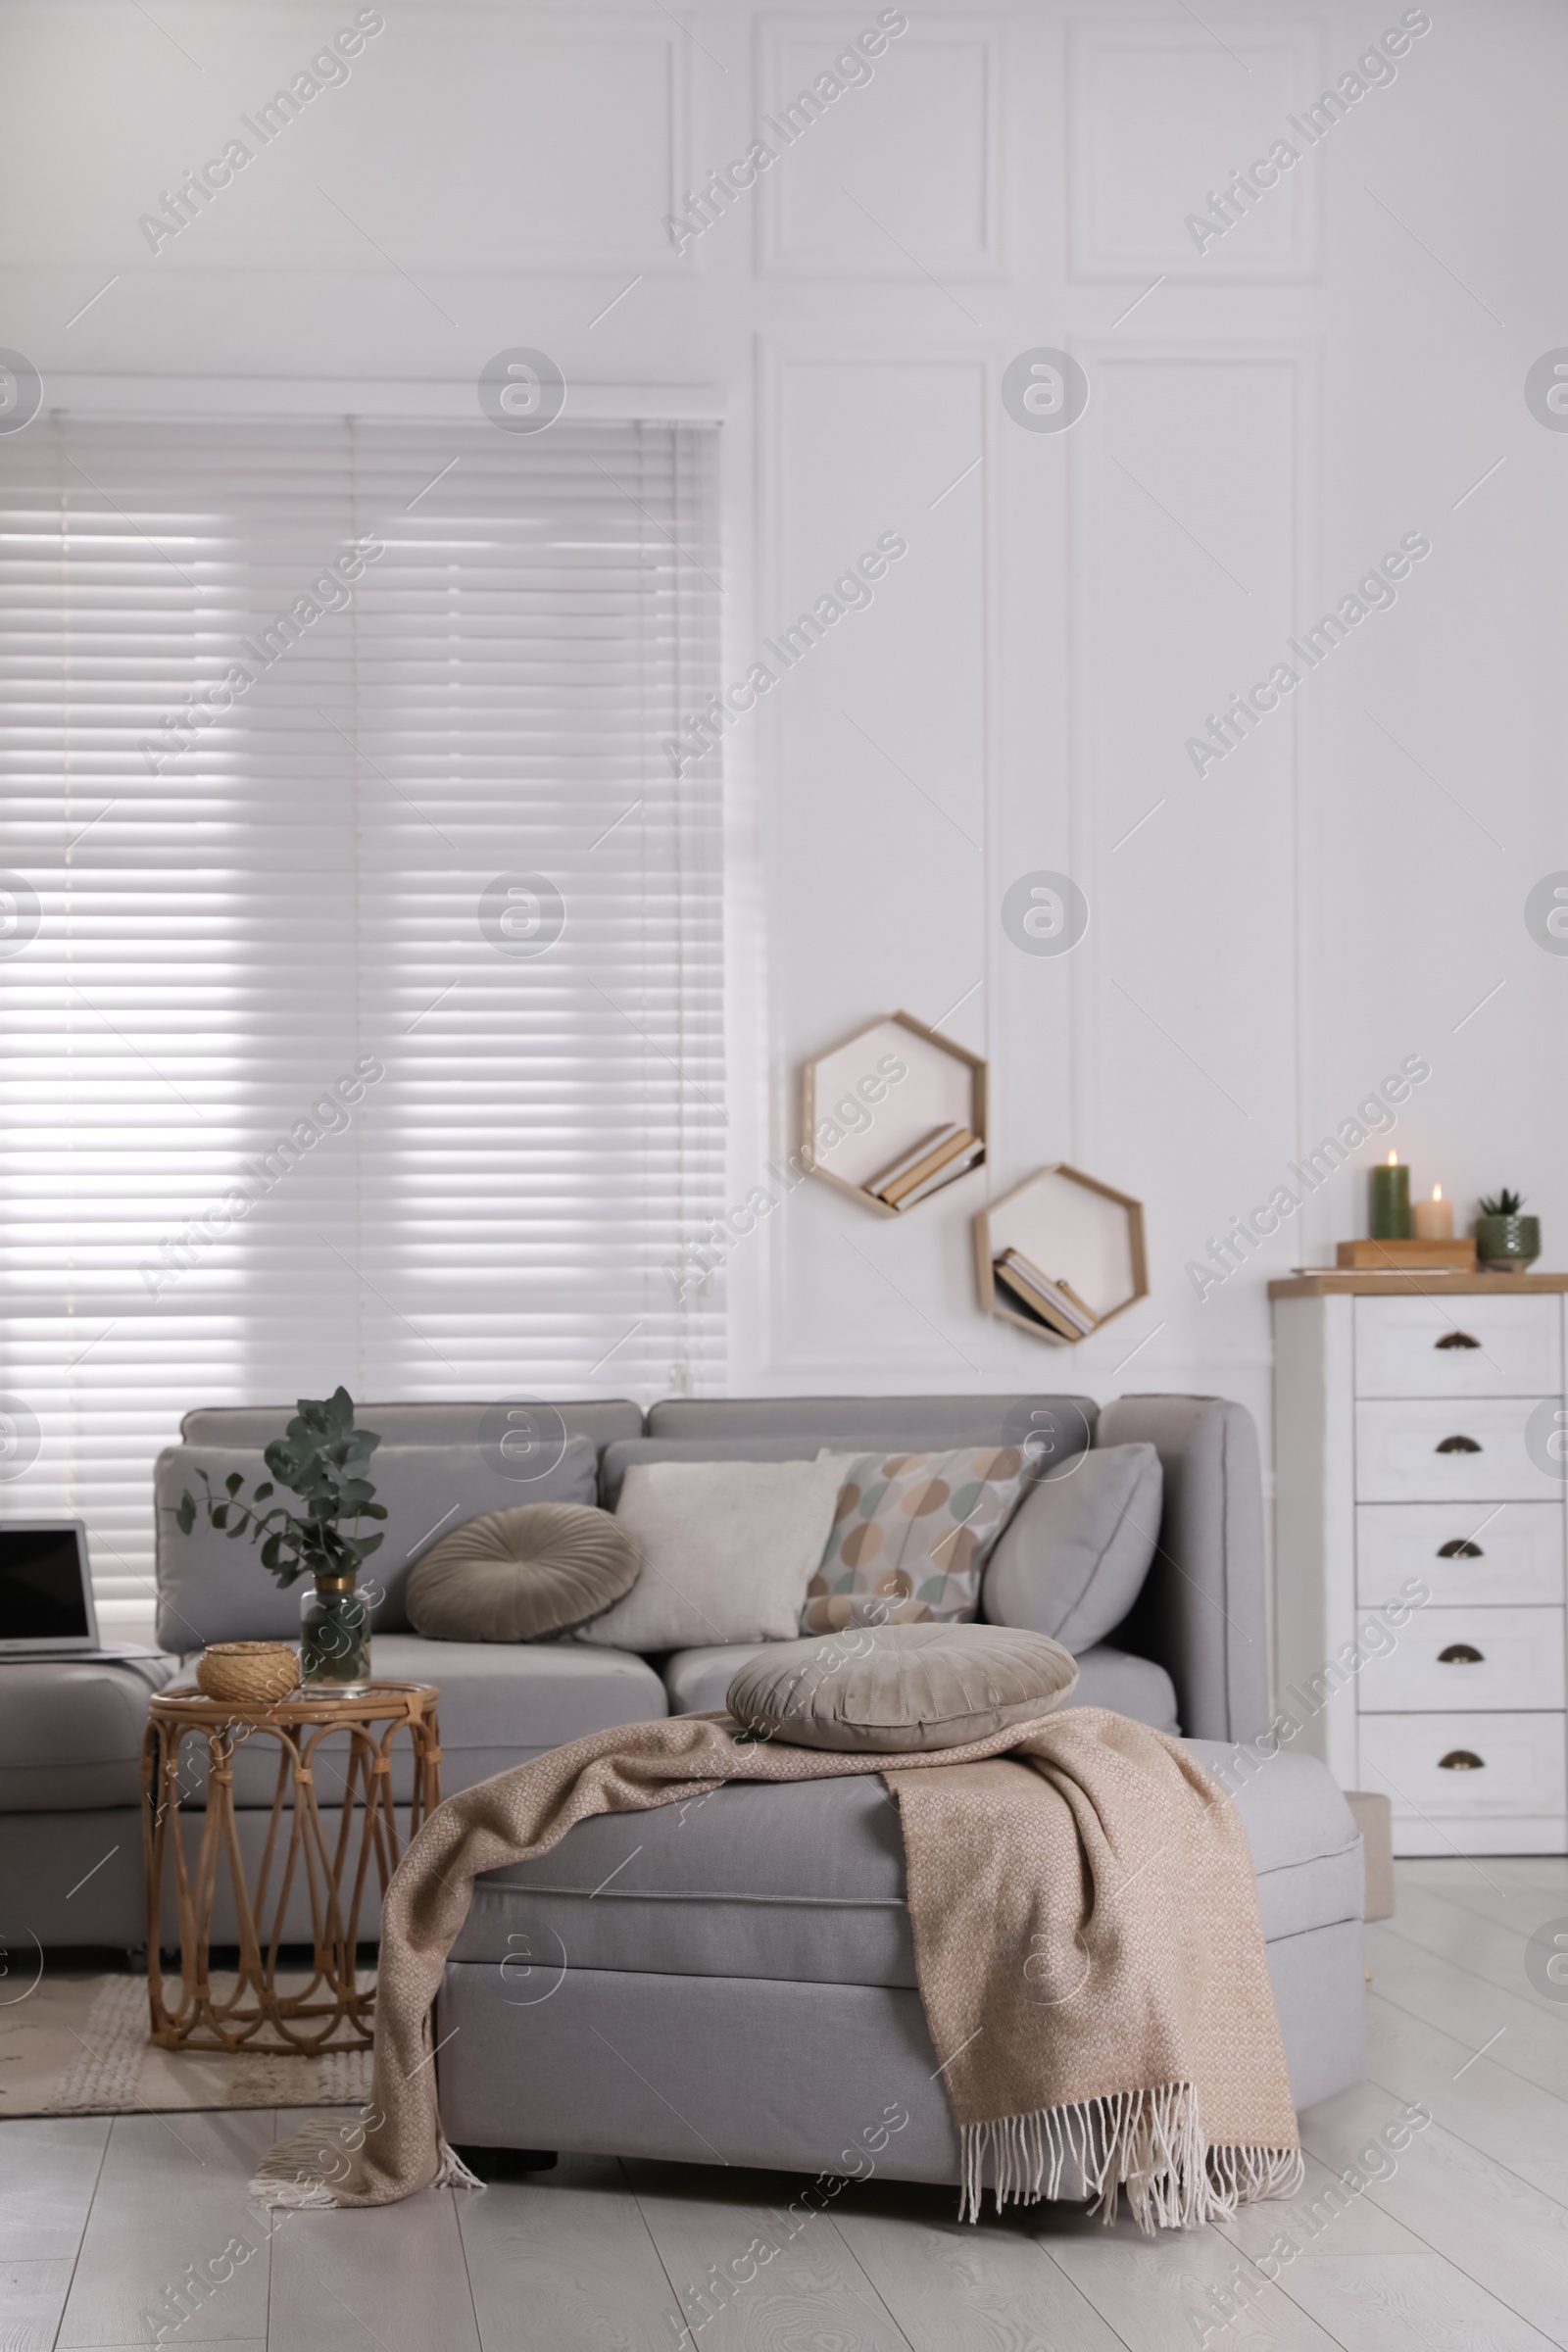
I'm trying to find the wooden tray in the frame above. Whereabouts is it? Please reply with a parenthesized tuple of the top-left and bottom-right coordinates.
(1336, 1239, 1478, 1270)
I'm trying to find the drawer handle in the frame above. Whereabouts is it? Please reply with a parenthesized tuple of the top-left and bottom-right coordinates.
(1438, 1642, 1484, 1664)
(1436, 1330, 1481, 1350)
(1439, 1749, 1485, 1770)
(1436, 1435, 1482, 1453)
(1437, 1539, 1484, 1558)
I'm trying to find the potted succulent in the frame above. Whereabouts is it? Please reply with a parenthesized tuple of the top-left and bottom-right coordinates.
(1475, 1190, 1541, 1272)
(174, 1388, 386, 1690)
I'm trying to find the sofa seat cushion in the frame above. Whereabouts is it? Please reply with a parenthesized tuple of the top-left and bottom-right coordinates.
(1069, 1643, 1180, 1734)
(1195, 1743, 1365, 1944)
(662, 1642, 766, 1712)
(662, 1639, 1180, 1737)
(372, 1635, 667, 1770)
(449, 1737, 1362, 1987)
(174, 1634, 667, 1807)
(0, 1655, 180, 1811)
(456, 1774, 917, 1987)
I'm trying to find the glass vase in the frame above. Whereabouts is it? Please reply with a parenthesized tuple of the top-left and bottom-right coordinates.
(300, 1575, 372, 1693)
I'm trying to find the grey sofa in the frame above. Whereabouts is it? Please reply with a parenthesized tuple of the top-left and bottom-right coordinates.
(439, 1744, 1362, 2185)
(0, 1386, 1364, 2186)
(432, 1395, 1362, 2173)
(1, 1390, 1269, 1951)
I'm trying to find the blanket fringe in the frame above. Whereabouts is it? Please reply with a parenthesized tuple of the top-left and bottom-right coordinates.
(248, 2123, 353, 2209)
(248, 2127, 486, 2209)
(958, 2085, 1302, 2233)
(433, 2136, 487, 2192)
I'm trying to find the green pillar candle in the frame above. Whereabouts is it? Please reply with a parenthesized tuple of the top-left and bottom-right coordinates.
(1370, 1154, 1410, 1239)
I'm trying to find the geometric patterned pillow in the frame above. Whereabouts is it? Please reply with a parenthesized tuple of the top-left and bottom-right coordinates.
(800, 1446, 1033, 1632)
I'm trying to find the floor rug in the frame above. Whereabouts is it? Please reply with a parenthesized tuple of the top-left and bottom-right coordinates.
(0, 1967, 374, 2118)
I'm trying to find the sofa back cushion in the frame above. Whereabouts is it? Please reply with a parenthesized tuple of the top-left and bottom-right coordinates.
(647, 1395, 1098, 1465)
(598, 1434, 829, 1511)
(154, 1434, 598, 1650)
(981, 1442, 1162, 1654)
(1093, 1395, 1266, 1742)
(179, 1399, 642, 1450)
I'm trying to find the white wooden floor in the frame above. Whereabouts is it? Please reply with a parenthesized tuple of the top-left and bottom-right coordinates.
(5, 1855, 1568, 2351)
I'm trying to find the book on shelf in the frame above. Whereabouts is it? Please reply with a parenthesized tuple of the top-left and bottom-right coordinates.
(998, 1249, 1100, 1330)
(877, 1126, 976, 1205)
(868, 1124, 979, 1208)
(888, 1134, 985, 1208)
(864, 1123, 960, 1197)
(993, 1265, 1081, 1342)
(994, 1259, 1080, 1335)
(1054, 1275, 1102, 1330)
(994, 1249, 1101, 1338)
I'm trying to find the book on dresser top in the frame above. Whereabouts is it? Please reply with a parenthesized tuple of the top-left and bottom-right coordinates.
(867, 1124, 981, 1208)
(993, 1250, 1102, 1342)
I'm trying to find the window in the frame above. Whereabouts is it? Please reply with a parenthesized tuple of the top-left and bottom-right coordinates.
(0, 415, 724, 1621)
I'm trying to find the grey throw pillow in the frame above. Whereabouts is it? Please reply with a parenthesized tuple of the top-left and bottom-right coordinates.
(406, 1503, 640, 1642)
(980, 1442, 1161, 1653)
(726, 1622, 1078, 1753)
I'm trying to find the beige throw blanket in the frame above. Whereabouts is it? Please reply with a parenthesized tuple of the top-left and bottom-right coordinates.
(251, 1706, 1301, 2230)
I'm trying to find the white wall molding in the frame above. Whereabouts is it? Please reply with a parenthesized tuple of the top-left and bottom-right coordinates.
(1067, 16, 1324, 282)
(755, 12, 1006, 279)
(757, 339, 993, 1382)
(1065, 335, 1320, 1414)
(0, 6, 694, 277)
(34, 376, 725, 419)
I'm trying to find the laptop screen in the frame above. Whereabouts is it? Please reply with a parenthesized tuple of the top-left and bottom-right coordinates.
(0, 1525, 93, 1645)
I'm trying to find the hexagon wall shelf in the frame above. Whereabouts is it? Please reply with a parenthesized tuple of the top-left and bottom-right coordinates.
(973, 1163, 1148, 1342)
(801, 1010, 987, 1217)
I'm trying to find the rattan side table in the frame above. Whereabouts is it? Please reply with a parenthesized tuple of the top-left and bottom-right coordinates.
(141, 1680, 441, 2054)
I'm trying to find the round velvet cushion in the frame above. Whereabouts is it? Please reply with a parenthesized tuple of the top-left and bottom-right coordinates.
(406, 1504, 640, 1642)
(726, 1621, 1078, 1753)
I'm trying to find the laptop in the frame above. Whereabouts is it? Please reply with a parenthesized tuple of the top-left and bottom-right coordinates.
(0, 1520, 155, 1662)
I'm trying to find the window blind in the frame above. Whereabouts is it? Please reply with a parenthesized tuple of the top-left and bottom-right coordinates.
(0, 415, 725, 1621)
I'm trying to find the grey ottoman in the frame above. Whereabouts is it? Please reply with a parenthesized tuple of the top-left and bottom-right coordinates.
(0, 1655, 179, 1948)
(436, 1740, 1365, 2183)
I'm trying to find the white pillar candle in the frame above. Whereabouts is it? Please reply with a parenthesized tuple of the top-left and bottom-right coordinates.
(1412, 1184, 1453, 1241)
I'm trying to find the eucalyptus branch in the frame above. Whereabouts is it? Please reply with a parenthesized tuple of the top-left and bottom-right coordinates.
(171, 1386, 386, 1590)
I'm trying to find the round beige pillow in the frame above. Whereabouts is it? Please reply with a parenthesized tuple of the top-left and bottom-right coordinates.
(406, 1504, 640, 1642)
(726, 1621, 1078, 1753)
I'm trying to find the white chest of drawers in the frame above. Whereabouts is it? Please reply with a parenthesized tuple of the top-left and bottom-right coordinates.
(1272, 1277, 1568, 1854)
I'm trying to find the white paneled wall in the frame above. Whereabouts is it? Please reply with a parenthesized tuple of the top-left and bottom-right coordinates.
(1, 0, 1564, 1485)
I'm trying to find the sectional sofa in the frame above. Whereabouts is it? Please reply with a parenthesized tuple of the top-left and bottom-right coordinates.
(0, 1387, 1366, 2175)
